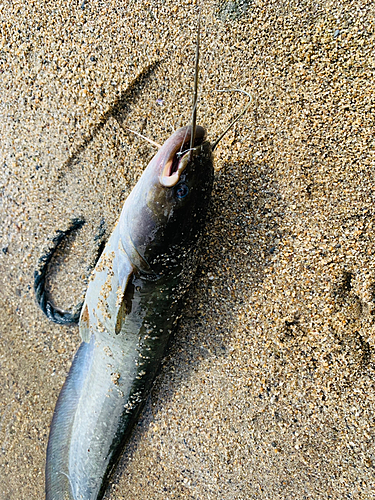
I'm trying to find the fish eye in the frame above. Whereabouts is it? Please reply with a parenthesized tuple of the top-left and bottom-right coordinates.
(176, 183, 189, 199)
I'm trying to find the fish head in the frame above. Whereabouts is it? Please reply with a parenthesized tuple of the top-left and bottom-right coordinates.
(120, 125, 214, 277)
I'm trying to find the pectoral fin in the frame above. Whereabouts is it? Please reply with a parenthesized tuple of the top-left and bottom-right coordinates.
(79, 303, 91, 343)
(114, 239, 135, 335)
(78, 223, 137, 339)
(114, 278, 135, 335)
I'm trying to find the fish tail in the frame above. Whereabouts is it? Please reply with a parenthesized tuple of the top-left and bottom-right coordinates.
(46, 337, 94, 500)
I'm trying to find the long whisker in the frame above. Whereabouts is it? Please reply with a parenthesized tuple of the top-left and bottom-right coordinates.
(121, 125, 162, 148)
(189, 9, 200, 158)
(211, 89, 252, 151)
(180, 118, 190, 155)
(180, 98, 198, 155)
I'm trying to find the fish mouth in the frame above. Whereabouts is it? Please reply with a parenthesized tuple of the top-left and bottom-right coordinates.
(159, 125, 206, 187)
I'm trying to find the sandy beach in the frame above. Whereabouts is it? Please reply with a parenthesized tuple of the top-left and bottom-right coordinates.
(1, 0, 375, 498)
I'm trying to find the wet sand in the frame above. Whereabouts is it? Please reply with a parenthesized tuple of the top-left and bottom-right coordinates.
(1, 0, 375, 498)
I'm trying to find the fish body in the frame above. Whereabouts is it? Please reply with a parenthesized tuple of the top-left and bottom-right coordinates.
(46, 126, 214, 500)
